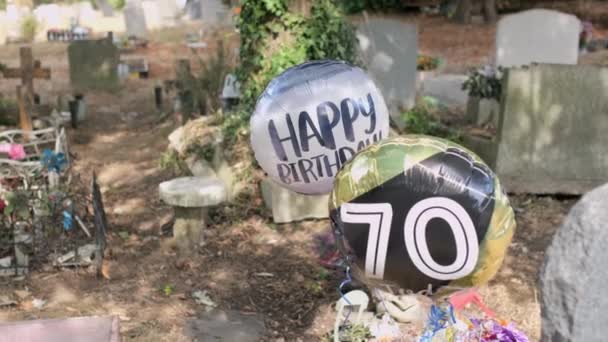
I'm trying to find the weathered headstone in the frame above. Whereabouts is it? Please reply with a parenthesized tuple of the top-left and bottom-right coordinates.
(124, 0, 148, 38)
(141, 0, 162, 30)
(260, 178, 329, 224)
(540, 183, 608, 341)
(496, 9, 581, 67)
(68, 38, 120, 92)
(200, 0, 230, 26)
(74, 1, 99, 24)
(357, 18, 417, 129)
(463, 64, 608, 194)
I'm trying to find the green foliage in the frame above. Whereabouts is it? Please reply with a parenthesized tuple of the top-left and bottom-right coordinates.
(159, 150, 189, 176)
(462, 66, 504, 100)
(20, 14, 38, 43)
(173, 38, 232, 120)
(323, 323, 373, 342)
(186, 143, 216, 164)
(337, 0, 404, 14)
(401, 97, 463, 142)
(0, 97, 17, 126)
(3, 191, 31, 220)
(237, 0, 358, 110)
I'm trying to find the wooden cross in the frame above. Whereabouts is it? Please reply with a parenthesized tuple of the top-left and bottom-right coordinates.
(1, 47, 51, 131)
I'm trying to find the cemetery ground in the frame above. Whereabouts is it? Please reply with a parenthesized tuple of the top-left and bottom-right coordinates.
(1, 14, 607, 341)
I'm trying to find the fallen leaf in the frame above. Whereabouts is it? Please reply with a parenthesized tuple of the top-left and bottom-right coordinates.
(14, 289, 31, 300)
(101, 260, 112, 280)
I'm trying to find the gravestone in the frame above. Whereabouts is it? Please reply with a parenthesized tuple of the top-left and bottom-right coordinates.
(95, 0, 114, 16)
(357, 18, 417, 129)
(124, 0, 147, 38)
(68, 38, 120, 92)
(260, 178, 329, 224)
(74, 1, 99, 24)
(496, 9, 581, 67)
(541, 183, 608, 341)
(200, 0, 230, 26)
(141, 0, 162, 30)
(463, 64, 608, 194)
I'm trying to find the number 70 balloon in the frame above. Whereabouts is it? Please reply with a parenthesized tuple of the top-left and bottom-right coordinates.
(329, 135, 516, 292)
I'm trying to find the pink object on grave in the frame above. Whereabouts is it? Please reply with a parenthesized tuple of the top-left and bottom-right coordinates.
(0, 143, 26, 160)
(0, 316, 121, 342)
(449, 288, 495, 318)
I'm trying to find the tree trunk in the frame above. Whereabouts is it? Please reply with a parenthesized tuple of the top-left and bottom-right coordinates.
(483, 0, 498, 23)
(453, 0, 473, 24)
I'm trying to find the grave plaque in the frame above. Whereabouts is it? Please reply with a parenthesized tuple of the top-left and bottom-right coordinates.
(68, 38, 119, 92)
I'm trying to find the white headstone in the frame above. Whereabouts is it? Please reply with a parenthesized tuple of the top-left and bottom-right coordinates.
(75, 2, 99, 24)
(357, 18, 418, 125)
(124, 0, 148, 38)
(95, 0, 114, 17)
(496, 9, 581, 68)
(141, 0, 162, 30)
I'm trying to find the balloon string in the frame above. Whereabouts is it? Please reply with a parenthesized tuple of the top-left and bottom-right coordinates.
(338, 266, 354, 326)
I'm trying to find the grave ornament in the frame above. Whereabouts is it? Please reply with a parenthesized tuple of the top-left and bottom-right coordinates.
(329, 135, 516, 292)
(250, 60, 390, 195)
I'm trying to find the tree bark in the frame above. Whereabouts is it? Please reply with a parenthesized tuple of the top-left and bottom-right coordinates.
(453, 0, 473, 24)
(483, 0, 498, 23)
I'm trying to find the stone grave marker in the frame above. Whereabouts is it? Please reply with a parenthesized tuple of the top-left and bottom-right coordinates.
(95, 0, 114, 16)
(200, 0, 230, 26)
(541, 183, 608, 341)
(260, 178, 329, 224)
(124, 0, 148, 38)
(141, 0, 162, 30)
(463, 64, 608, 194)
(0, 316, 120, 342)
(496, 9, 581, 67)
(68, 37, 120, 92)
(357, 18, 417, 130)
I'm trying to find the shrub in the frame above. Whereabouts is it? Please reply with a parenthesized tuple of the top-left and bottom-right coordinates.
(20, 14, 38, 43)
(462, 65, 504, 100)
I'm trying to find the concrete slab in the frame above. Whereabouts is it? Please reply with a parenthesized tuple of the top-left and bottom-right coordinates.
(0, 316, 120, 342)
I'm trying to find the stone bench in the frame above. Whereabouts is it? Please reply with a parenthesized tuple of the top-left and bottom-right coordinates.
(159, 176, 226, 252)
